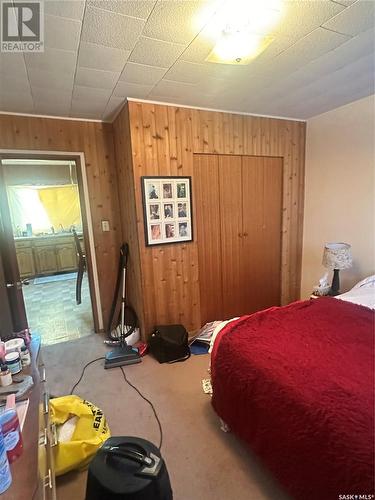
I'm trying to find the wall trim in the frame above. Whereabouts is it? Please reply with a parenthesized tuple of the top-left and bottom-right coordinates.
(0, 148, 104, 331)
(0, 111, 104, 124)
(0, 100, 307, 124)
(127, 98, 307, 123)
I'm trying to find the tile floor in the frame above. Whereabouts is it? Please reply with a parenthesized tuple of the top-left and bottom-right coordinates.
(23, 273, 94, 346)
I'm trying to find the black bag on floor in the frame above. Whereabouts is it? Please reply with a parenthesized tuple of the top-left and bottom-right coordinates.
(148, 325, 190, 364)
(85, 436, 173, 500)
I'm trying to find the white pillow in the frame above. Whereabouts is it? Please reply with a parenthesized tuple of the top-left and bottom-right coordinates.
(352, 275, 375, 290)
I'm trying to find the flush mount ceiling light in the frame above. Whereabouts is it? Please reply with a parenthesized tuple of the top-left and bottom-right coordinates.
(203, 0, 283, 65)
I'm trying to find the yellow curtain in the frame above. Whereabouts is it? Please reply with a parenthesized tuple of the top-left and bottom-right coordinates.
(38, 186, 81, 230)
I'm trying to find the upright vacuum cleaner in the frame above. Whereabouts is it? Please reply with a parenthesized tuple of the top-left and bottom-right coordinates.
(104, 244, 141, 369)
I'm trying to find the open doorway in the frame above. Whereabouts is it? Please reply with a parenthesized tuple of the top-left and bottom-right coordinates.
(1, 158, 95, 345)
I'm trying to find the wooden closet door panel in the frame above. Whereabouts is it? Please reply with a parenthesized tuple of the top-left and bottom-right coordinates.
(242, 156, 283, 312)
(193, 154, 223, 325)
(218, 155, 245, 318)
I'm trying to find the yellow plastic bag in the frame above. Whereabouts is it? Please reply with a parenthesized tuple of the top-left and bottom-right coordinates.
(49, 395, 111, 476)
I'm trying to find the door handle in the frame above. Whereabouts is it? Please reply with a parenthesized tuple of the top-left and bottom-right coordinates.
(6, 281, 23, 289)
(243, 232, 248, 237)
(238, 233, 243, 238)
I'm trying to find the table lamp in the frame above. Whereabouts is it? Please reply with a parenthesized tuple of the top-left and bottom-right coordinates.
(322, 242, 352, 296)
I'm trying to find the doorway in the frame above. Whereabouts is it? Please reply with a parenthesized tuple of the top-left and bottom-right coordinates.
(0, 155, 98, 345)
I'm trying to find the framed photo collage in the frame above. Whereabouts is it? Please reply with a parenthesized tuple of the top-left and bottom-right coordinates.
(141, 176, 193, 246)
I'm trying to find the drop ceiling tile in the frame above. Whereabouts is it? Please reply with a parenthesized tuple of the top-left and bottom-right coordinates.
(265, 27, 351, 79)
(0, 0, 372, 121)
(274, 0, 346, 43)
(72, 85, 113, 103)
(44, 14, 81, 51)
(0, 91, 34, 112)
(308, 54, 374, 95)
(143, 0, 204, 44)
(28, 67, 75, 91)
(149, 79, 197, 99)
(0, 53, 30, 91)
(0, 52, 25, 71)
(129, 37, 186, 68)
(81, 6, 145, 50)
(102, 96, 125, 121)
(197, 77, 229, 96)
(323, 0, 375, 36)
(264, 53, 374, 116)
(43, 0, 85, 21)
(25, 48, 77, 73)
(0, 76, 30, 93)
(78, 42, 130, 72)
(164, 61, 208, 84)
(113, 81, 153, 98)
(288, 28, 375, 86)
(273, 71, 373, 119)
(71, 97, 108, 114)
(179, 33, 214, 64)
(70, 109, 103, 119)
(88, 1, 156, 19)
(32, 87, 72, 107)
(75, 67, 120, 89)
(120, 62, 166, 86)
(33, 100, 72, 117)
(331, 0, 356, 6)
(164, 60, 235, 85)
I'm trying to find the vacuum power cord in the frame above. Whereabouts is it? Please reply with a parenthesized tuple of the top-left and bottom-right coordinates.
(69, 357, 163, 450)
(120, 366, 163, 450)
(70, 357, 105, 395)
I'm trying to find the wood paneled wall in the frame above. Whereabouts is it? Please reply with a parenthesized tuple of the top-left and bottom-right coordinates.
(112, 104, 144, 333)
(0, 114, 122, 330)
(115, 101, 306, 336)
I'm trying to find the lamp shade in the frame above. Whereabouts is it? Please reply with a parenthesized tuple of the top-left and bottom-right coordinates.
(322, 242, 353, 270)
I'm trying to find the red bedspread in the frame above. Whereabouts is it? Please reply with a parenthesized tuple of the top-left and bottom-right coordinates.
(211, 298, 374, 500)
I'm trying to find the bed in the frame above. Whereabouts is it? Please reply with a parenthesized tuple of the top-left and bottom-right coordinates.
(210, 278, 375, 500)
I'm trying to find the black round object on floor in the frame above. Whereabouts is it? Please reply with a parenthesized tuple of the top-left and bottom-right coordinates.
(85, 437, 173, 500)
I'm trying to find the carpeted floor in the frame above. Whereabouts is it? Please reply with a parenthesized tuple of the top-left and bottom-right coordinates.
(43, 335, 289, 500)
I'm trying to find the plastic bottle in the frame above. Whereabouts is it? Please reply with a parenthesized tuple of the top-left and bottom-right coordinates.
(0, 410, 23, 463)
(0, 365, 12, 387)
(0, 425, 12, 493)
(20, 346, 31, 367)
(0, 342, 5, 364)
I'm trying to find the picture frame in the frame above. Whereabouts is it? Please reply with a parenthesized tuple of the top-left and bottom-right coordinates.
(141, 176, 193, 246)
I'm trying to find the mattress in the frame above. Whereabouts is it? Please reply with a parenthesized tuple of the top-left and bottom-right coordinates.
(211, 297, 374, 500)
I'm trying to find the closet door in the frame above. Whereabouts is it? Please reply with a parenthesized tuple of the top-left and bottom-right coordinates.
(193, 154, 223, 325)
(242, 156, 283, 312)
(218, 155, 246, 319)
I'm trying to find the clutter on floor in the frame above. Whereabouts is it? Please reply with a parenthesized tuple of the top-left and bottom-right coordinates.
(202, 378, 213, 395)
(189, 321, 223, 355)
(149, 325, 190, 363)
(49, 395, 110, 476)
(45, 336, 287, 500)
(105, 244, 141, 369)
(86, 436, 173, 500)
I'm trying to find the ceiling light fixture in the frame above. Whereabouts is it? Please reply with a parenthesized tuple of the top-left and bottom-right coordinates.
(203, 0, 284, 65)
